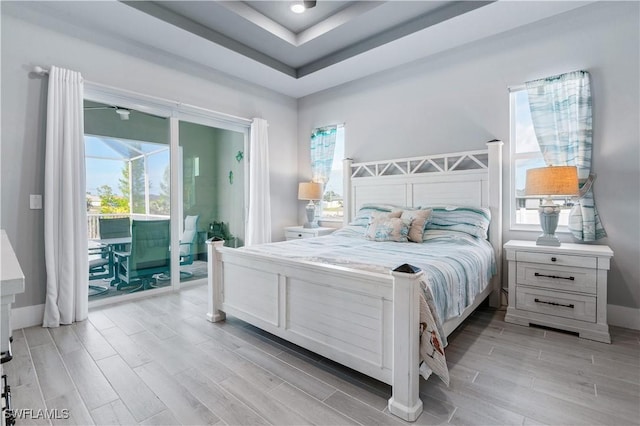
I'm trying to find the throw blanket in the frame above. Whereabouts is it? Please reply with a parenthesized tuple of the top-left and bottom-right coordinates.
(418, 279, 449, 386)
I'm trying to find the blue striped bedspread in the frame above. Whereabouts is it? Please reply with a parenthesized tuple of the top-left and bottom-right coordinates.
(241, 226, 496, 326)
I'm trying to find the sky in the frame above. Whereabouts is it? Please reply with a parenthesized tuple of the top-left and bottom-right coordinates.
(85, 136, 169, 196)
(513, 90, 544, 191)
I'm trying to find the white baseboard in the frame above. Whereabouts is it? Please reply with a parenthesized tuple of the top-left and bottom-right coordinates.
(608, 304, 640, 331)
(12, 304, 44, 330)
(10, 301, 640, 331)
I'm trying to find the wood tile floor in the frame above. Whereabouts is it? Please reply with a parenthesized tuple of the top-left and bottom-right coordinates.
(5, 283, 640, 425)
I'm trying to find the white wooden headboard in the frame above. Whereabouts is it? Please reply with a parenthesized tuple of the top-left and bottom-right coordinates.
(342, 141, 503, 305)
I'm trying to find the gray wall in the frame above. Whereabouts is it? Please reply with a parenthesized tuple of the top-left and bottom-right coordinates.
(298, 2, 640, 311)
(179, 121, 217, 239)
(179, 122, 246, 249)
(1, 10, 298, 309)
(212, 128, 246, 247)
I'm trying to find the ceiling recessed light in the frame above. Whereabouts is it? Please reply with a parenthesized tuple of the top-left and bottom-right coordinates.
(290, 3, 305, 13)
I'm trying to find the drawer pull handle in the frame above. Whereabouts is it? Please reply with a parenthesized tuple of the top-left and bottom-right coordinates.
(551, 257, 557, 262)
(534, 298, 574, 309)
(534, 272, 575, 281)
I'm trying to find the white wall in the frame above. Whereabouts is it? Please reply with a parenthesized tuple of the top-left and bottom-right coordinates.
(298, 2, 640, 319)
(1, 11, 298, 309)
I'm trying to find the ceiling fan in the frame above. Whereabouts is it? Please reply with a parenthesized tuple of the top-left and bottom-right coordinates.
(84, 105, 131, 120)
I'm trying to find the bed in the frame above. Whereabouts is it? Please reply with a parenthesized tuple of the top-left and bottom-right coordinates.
(206, 141, 503, 421)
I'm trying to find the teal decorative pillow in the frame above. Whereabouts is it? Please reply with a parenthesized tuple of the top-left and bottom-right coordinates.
(425, 206, 491, 239)
(350, 203, 405, 227)
(365, 217, 409, 242)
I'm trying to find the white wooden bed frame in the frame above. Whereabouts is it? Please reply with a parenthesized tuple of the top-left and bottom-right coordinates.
(207, 141, 503, 421)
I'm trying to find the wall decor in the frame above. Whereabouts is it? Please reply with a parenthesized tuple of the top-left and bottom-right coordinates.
(228, 171, 233, 185)
(235, 151, 244, 162)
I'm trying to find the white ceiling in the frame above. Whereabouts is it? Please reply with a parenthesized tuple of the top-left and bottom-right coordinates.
(5, 0, 594, 98)
(129, 1, 459, 74)
(245, 1, 357, 33)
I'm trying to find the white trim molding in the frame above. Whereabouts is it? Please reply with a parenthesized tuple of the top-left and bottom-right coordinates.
(11, 304, 44, 330)
(608, 304, 640, 331)
(12, 302, 639, 332)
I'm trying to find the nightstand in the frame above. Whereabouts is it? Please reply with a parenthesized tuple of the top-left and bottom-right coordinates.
(504, 240, 613, 343)
(284, 226, 335, 240)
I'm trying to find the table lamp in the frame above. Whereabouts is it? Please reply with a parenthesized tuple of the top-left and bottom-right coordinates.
(298, 182, 323, 228)
(525, 165, 579, 246)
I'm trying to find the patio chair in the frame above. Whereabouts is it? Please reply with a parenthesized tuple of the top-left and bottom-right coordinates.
(113, 219, 170, 292)
(179, 215, 199, 278)
(98, 217, 131, 251)
(156, 214, 200, 281)
(88, 243, 113, 296)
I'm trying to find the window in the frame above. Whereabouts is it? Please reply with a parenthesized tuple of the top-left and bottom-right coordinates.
(510, 88, 572, 229)
(320, 124, 345, 220)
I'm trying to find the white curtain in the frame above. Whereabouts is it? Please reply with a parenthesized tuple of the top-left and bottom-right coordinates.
(43, 66, 88, 327)
(245, 118, 271, 246)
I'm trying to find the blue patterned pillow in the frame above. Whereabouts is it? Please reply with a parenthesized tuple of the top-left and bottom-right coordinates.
(424, 206, 491, 239)
(350, 204, 405, 227)
(365, 217, 409, 242)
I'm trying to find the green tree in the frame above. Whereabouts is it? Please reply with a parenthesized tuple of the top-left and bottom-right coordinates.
(119, 159, 145, 214)
(97, 185, 129, 213)
(323, 190, 340, 202)
(150, 165, 170, 215)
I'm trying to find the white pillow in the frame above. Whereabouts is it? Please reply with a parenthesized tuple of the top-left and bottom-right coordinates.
(401, 208, 432, 243)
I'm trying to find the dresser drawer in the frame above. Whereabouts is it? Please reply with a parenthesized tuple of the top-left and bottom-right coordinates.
(516, 251, 597, 269)
(516, 286, 596, 323)
(517, 262, 597, 294)
(285, 230, 314, 240)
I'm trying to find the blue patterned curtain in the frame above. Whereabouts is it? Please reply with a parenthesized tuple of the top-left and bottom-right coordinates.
(310, 125, 337, 187)
(526, 70, 606, 241)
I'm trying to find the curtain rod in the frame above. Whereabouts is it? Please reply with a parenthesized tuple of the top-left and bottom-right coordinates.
(32, 65, 253, 125)
(33, 66, 49, 75)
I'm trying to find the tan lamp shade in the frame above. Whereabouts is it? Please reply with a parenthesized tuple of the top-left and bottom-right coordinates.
(525, 166, 579, 197)
(298, 182, 323, 200)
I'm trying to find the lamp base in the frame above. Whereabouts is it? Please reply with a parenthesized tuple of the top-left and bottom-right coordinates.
(303, 200, 318, 228)
(536, 200, 561, 246)
(536, 234, 561, 247)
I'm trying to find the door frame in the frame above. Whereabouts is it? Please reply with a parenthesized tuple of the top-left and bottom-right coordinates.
(85, 82, 251, 306)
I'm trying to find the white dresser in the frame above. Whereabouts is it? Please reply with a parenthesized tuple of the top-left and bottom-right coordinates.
(1, 230, 25, 425)
(504, 240, 613, 343)
(1, 230, 25, 360)
(284, 226, 335, 241)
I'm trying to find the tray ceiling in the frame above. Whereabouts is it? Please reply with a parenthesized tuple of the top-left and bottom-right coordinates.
(4, 0, 594, 98)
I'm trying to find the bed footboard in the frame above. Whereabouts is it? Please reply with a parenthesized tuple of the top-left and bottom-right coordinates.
(388, 266, 424, 421)
(206, 239, 424, 422)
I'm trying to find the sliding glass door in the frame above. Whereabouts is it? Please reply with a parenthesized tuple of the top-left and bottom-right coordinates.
(83, 84, 250, 305)
(177, 120, 246, 286)
(85, 101, 172, 301)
